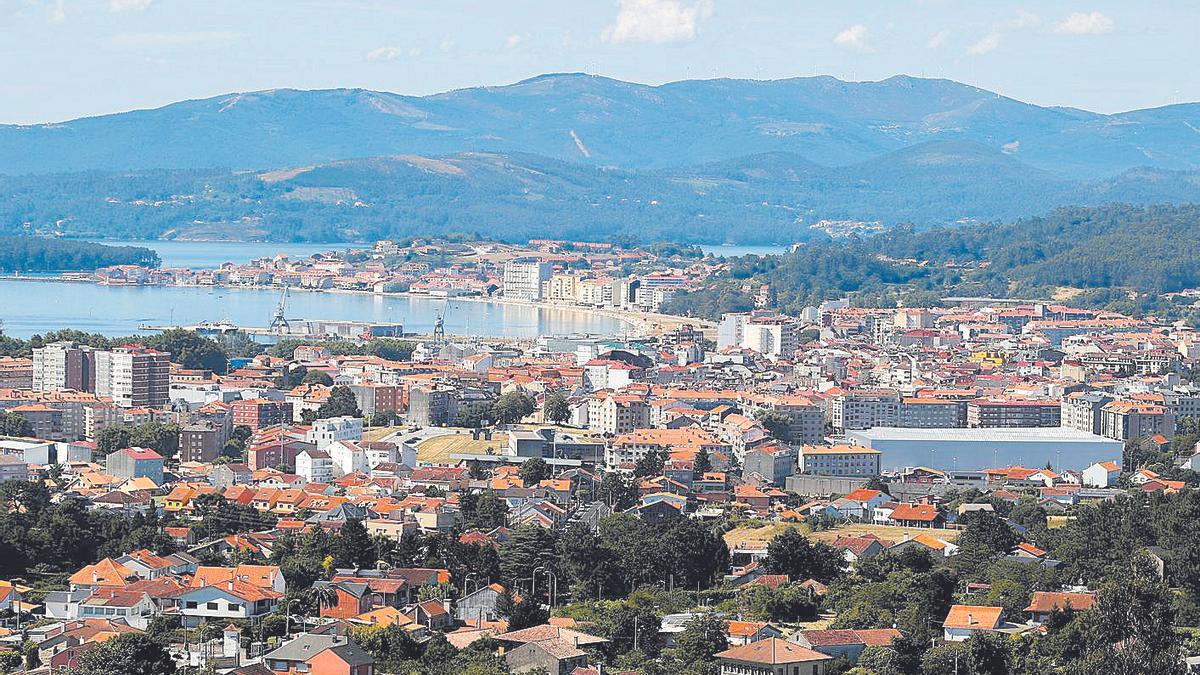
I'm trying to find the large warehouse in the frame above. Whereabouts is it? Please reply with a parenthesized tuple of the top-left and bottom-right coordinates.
(844, 427, 1124, 472)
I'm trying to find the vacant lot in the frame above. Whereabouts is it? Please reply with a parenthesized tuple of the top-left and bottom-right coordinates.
(724, 521, 961, 550)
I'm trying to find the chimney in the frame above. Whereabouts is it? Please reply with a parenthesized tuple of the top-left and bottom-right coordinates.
(967, 612, 974, 626)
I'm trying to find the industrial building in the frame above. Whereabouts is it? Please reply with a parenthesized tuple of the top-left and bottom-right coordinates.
(844, 427, 1123, 471)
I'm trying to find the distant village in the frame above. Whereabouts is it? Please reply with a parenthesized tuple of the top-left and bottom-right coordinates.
(0, 240, 1199, 673)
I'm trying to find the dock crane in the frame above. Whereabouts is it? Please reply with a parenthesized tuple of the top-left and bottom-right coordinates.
(269, 287, 290, 333)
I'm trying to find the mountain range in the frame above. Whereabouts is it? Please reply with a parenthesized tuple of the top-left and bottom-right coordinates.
(3, 73, 1200, 243)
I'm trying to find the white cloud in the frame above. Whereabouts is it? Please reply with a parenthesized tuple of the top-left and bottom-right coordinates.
(506, 33, 523, 48)
(48, 0, 63, 23)
(1056, 11, 1114, 35)
(601, 0, 714, 45)
(110, 0, 153, 11)
(1005, 9, 1041, 29)
(926, 29, 950, 49)
(833, 24, 872, 52)
(367, 46, 421, 61)
(968, 33, 1000, 55)
(366, 46, 402, 62)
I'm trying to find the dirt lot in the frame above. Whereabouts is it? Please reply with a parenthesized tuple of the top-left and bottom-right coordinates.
(724, 522, 961, 550)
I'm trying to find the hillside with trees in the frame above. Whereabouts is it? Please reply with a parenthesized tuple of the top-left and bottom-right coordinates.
(664, 204, 1200, 323)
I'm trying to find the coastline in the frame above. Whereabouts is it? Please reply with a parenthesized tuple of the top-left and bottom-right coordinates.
(0, 275, 711, 339)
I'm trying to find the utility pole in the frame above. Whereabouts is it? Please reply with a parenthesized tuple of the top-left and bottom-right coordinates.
(633, 616, 639, 652)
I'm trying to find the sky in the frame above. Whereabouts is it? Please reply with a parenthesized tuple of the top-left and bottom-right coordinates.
(0, 0, 1195, 124)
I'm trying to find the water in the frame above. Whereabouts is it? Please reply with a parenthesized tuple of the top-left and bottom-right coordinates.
(0, 280, 629, 339)
(93, 240, 361, 270)
(698, 244, 789, 258)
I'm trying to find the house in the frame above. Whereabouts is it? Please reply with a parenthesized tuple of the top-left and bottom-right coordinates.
(495, 624, 608, 675)
(792, 628, 904, 663)
(890, 534, 959, 557)
(1082, 461, 1121, 488)
(455, 583, 510, 625)
(179, 573, 283, 628)
(77, 588, 156, 629)
(104, 447, 164, 485)
(505, 637, 589, 675)
(942, 605, 1003, 642)
(1024, 591, 1095, 623)
(404, 599, 451, 631)
(714, 637, 833, 675)
(726, 620, 784, 646)
(260, 634, 374, 675)
(888, 503, 945, 528)
(831, 535, 890, 565)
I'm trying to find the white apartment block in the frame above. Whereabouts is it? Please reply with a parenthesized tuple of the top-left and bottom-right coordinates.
(305, 416, 363, 450)
(95, 347, 170, 409)
(503, 259, 552, 301)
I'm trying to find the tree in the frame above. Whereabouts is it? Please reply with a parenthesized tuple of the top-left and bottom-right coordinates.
(0, 412, 31, 438)
(600, 472, 638, 510)
(462, 491, 508, 530)
(305, 584, 339, 614)
(518, 457, 551, 486)
(96, 425, 133, 456)
(953, 511, 1019, 576)
(454, 402, 492, 429)
(310, 386, 362, 421)
(674, 613, 731, 666)
(764, 528, 843, 583)
(65, 633, 174, 675)
(634, 448, 666, 477)
(492, 392, 535, 425)
(145, 328, 228, 374)
(335, 519, 376, 568)
(129, 421, 180, 460)
(302, 370, 334, 386)
(693, 446, 712, 475)
(506, 598, 548, 631)
(543, 393, 570, 425)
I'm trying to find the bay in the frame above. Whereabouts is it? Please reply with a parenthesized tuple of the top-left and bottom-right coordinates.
(0, 280, 630, 339)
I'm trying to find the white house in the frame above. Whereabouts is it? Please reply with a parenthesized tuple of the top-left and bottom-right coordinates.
(306, 416, 363, 450)
(176, 582, 281, 628)
(942, 605, 1002, 642)
(329, 441, 368, 477)
(1082, 461, 1121, 488)
(296, 449, 334, 484)
(78, 589, 157, 630)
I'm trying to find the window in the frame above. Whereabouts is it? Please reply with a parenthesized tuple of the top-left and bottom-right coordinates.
(207, 602, 219, 610)
(186, 601, 197, 609)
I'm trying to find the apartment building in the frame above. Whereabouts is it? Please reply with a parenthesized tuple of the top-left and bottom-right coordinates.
(306, 416, 364, 450)
(502, 259, 552, 301)
(829, 390, 901, 432)
(898, 398, 966, 428)
(179, 422, 229, 464)
(798, 444, 882, 477)
(1061, 391, 1115, 434)
(1099, 401, 1175, 441)
(32, 341, 100, 392)
(966, 400, 1061, 428)
(587, 393, 650, 436)
(716, 312, 801, 360)
(232, 399, 293, 431)
(95, 347, 169, 409)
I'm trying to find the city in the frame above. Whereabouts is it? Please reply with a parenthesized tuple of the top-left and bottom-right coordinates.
(3, 1, 1200, 674)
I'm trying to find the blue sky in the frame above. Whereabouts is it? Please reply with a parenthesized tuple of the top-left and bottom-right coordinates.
(0, 0, 1193, 124)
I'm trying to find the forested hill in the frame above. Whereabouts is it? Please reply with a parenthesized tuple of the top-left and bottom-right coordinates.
(5, 150, 1200, 244)
(662, 204, 1200, 322)
(0, 238, 158, 272)
(4, 74, 1200, 179)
